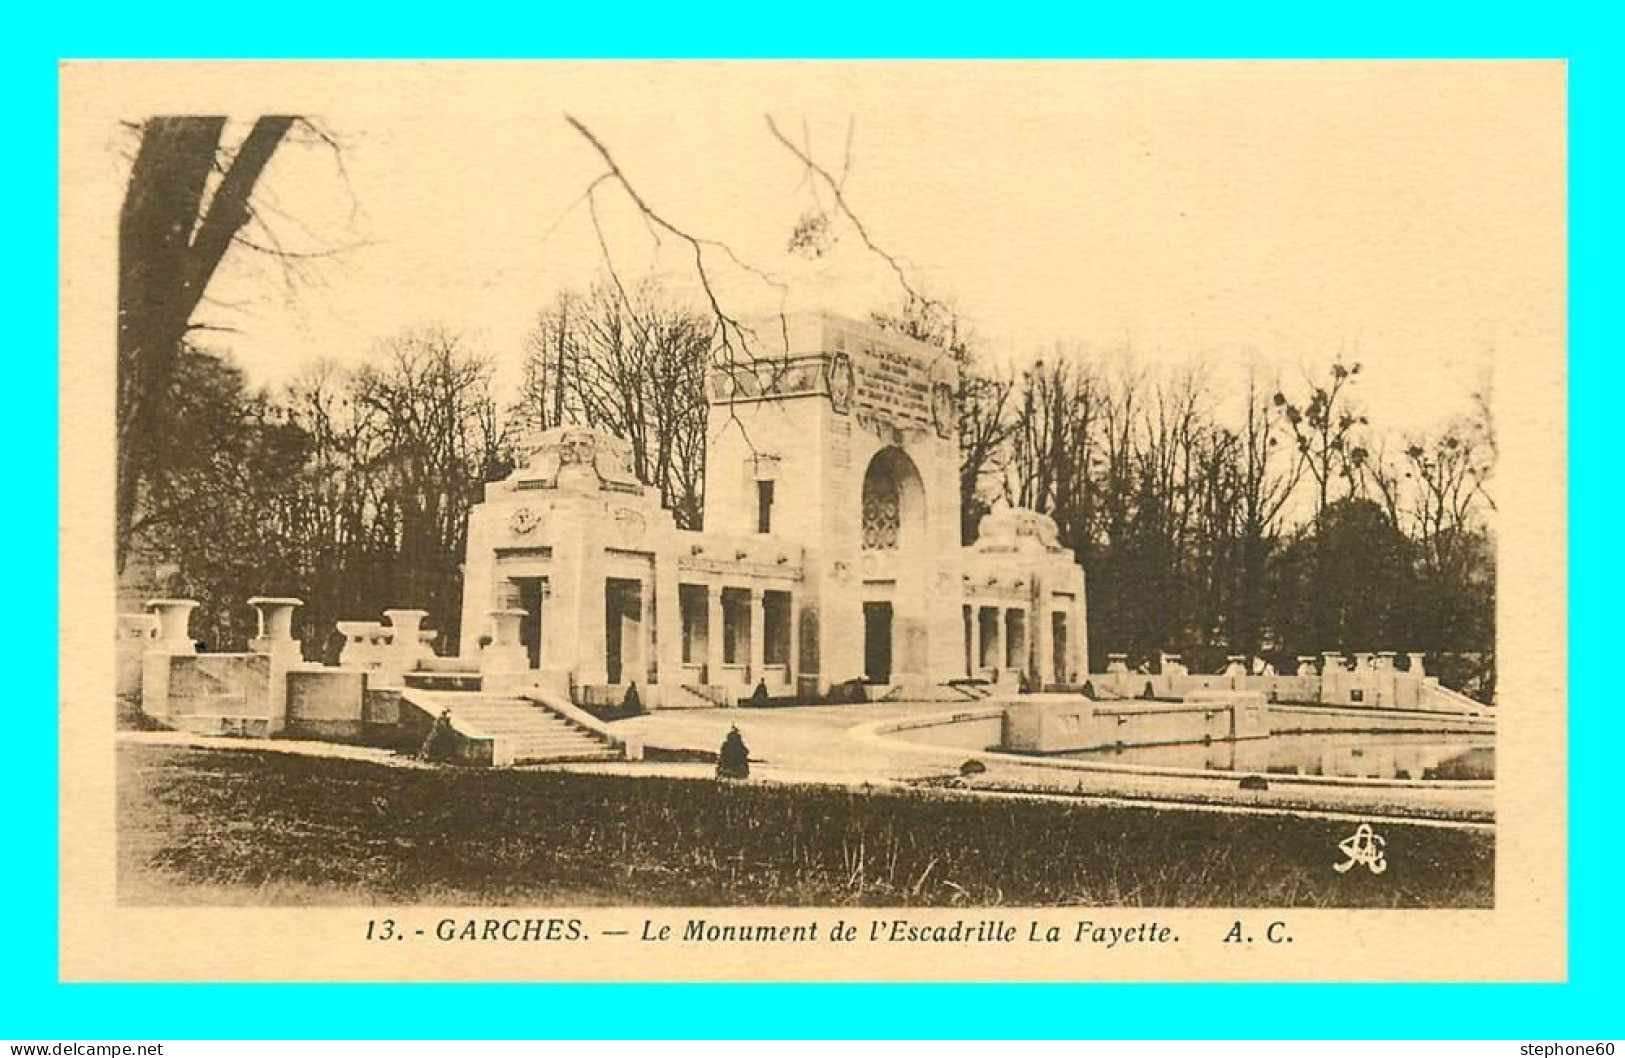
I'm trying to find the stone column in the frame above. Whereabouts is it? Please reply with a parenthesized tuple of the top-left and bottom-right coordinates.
(988, 608, 1005, 682)
(1035, 606, 1054, 691)
(748, 588, 766, 686)
(787, 591, 802, 686)
(248, 596, 303, 735)
(637, 575, 656, 686)
(542, 529, 607, 687)
(575, 540, 609, 686)
(654, 560, 683, 703)
(970, 605, 985, 676)
(705, 585, 726, 686)
(146, 599, 199, 655)
(1071, 593, 1088, 684)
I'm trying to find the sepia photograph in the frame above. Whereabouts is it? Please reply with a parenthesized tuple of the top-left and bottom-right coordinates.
(57, 59, 1566, 982)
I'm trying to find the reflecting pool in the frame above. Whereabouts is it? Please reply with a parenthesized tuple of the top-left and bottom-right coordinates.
(1063, 732, 1494, 781)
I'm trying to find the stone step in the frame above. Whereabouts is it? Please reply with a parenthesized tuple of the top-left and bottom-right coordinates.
(513, 750, 621, 764)
(404, 679, 481, 695)
(404, 689, 622, 765)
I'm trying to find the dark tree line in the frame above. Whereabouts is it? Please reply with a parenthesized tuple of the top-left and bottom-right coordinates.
(125, 333, 512, 658)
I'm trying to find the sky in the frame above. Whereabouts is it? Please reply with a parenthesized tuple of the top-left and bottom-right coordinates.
(103, 61, 1565, 437)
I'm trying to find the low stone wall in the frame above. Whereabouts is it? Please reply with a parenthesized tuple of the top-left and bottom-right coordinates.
(142, 653, 271, 736)
(1269, 702, 1494, 735)
(1002, 693, 1267, 754)
(283, 669, 369, 741)
(1091, 666, 1485, 714)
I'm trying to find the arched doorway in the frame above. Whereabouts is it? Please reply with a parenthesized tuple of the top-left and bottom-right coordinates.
(861, 446, 925, 552)
(859, 447, 927, 682)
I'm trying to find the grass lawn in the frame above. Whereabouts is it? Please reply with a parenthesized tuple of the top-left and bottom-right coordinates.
(118, 742, 1493, 908)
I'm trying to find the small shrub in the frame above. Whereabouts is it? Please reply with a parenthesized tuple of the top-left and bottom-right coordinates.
(1238, 774, 1269, 791)
(960, 759, 987, 777)
(716, 726, 751, 780)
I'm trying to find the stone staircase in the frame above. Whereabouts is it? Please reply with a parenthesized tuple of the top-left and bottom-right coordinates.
(401, 688, 625, 766)
(673, 684, 732, 708)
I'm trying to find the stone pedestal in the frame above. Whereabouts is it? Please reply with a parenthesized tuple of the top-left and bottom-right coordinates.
(140, 599, 199, 720)
(482, 609, 530, 670)
(383, 608, 433, 674)
(1104, 651, 1129, 695)
(1407, 652, 1427, 676)
(248, 596, 304, 734)
(1320, 652, 1346, 704)
(480, 609, 532, 693)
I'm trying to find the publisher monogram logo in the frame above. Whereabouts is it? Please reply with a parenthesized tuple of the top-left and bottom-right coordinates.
(1335, 824, 1388, 875)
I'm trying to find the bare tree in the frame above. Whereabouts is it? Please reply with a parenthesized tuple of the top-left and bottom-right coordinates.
(1273, 360, 1369, 646)
(1228, 371, 1304, 653)
(349, 331, 513, 644)
(117, 115, 355, 572)
(517, 280, 711, 527)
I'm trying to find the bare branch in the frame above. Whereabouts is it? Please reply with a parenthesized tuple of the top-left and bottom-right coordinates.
(766, 113, 944, 321)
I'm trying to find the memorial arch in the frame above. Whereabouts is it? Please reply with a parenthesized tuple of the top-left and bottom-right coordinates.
(452, 311, 1088, 703)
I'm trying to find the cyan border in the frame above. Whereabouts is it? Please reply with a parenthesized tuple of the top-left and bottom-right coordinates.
(12, 2, 1612, 1037)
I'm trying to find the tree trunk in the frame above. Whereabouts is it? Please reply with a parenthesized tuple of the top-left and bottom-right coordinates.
(117, 115, 294, 572)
